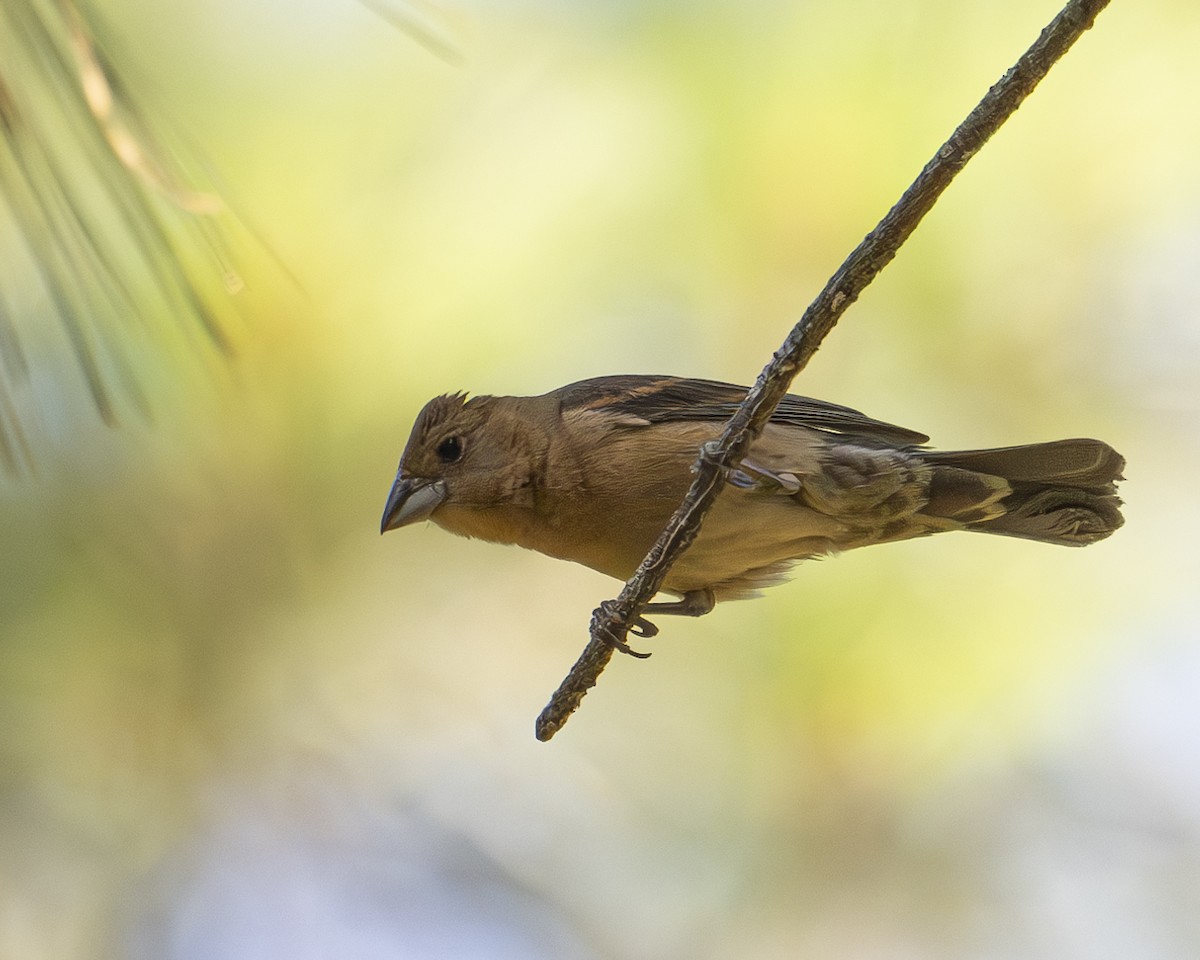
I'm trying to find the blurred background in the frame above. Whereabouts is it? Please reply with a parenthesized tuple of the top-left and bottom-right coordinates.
(1, 0, 1198, 957)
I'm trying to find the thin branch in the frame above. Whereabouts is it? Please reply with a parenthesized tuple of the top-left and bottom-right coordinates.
(536, 0, 1113, 741)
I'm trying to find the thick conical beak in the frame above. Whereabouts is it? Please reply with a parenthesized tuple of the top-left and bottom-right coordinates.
(380, 477, 446, 533)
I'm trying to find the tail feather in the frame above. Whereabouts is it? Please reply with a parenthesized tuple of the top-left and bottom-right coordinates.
(926, 438, 1125, 488)
(923, 439, 1125, 547)
(973, 485, 1125, 546)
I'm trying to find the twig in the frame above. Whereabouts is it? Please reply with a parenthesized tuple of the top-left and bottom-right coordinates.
(536, 0, 1113, 741)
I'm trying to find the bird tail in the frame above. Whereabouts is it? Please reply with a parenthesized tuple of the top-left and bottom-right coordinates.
(922, 439, 1125, 546)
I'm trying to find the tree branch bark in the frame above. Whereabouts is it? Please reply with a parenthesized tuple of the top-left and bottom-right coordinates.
(536, 0, 1113, 742)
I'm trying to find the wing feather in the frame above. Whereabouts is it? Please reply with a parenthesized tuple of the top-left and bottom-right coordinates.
(556, 375, 928, 446)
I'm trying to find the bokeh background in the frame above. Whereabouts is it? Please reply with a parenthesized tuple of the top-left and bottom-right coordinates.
(2, 0, 1199, 957)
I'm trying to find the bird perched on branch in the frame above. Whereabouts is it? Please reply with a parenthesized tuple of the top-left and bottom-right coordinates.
(381, 375, 1124, 637)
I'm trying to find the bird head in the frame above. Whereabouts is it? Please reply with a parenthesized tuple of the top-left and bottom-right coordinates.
(380, 392, 543, 537)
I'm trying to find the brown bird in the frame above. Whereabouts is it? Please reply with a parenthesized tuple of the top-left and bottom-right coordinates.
(381, 376, 1124, 639)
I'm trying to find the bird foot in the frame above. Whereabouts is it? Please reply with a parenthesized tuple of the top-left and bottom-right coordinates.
(593, 600, 654, 658)
(591, 589, 716, 657)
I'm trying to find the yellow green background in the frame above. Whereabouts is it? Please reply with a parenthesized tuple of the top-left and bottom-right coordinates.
(3, 0, 1198, 957)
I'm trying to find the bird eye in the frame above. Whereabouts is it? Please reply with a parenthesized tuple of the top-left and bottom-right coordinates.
(436, 436, 463, 463)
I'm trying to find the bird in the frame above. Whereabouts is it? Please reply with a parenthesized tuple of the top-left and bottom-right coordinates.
(381, 375, 1124, 642)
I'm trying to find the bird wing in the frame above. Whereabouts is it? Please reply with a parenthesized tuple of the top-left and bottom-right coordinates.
(555, 375, 928, 446)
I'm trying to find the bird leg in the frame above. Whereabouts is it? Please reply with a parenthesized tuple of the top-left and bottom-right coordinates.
(728, 459, 802, 495)
(643, 588, 717, 620)
(595, 589, 717, 657)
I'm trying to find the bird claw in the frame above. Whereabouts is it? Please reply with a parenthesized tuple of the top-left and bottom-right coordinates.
(609, 637, 653, 659)
(593, 601, 654, 658)
(630, 616, 659, 639)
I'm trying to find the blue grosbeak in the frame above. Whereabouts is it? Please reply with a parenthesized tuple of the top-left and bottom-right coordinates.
(382, 376, 1123, 627)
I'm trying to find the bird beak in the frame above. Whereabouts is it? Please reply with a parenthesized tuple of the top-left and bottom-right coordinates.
(380, 476, 447, 533)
